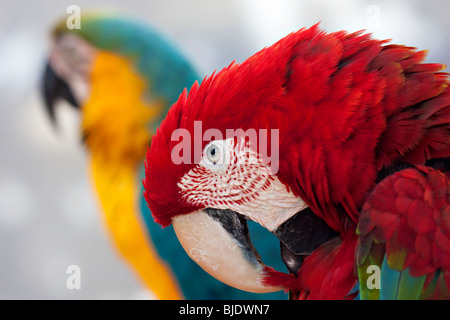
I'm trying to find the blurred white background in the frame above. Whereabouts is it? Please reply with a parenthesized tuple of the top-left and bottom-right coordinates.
(0, 0, 449, 299)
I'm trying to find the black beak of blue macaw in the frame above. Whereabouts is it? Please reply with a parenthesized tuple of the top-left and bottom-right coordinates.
(41, 61, 80, 125)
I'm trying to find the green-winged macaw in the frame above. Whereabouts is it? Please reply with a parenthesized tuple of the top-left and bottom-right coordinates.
(143, 24, 450, 299)
(42, 12, 287, 299)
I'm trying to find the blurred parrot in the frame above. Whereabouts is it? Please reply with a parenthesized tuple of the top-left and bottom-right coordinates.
(42, 12, 286, 299)
(143, 24, 450, 299)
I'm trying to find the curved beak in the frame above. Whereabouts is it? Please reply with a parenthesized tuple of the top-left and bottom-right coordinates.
(172, 207, 339, 294)
(172, 208, 283, 293)
(41, 61, 80, 125)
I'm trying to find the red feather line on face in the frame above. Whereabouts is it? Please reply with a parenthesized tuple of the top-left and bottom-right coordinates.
(177, 138, 275, 209)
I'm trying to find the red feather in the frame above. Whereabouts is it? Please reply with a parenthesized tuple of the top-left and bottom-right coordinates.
(144, 25, 450, 298)
(358, 166, 450, 296)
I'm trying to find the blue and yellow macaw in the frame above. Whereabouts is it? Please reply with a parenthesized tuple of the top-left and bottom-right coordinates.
(41, 12, 287, 299)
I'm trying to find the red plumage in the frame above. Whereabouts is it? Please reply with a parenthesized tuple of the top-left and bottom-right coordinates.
(144, 24, 450, 299)
(357, 166, 450, 297)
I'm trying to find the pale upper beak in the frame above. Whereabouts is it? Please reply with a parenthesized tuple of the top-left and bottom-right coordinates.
(172, 207, 339, 294)
(172, 209, 283, 293)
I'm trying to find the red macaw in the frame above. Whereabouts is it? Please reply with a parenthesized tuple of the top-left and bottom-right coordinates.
(143, 24, 450, 299)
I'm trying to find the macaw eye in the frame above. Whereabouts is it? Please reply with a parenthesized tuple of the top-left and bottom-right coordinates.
(202, 139, 232, 172)
(206, 143, 221, 164)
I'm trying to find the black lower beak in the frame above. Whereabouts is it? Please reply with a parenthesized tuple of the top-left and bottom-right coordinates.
(273, 208, 339, 275)
(42, 61, 80, 124)
(172, 206, 338, 293)
(206, 207, 339, 277)
(205, 208, 263, 267)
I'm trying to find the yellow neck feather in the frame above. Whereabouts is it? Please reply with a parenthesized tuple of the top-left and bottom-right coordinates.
(81, 51, 183, 299)
(81, 51, 163, 166)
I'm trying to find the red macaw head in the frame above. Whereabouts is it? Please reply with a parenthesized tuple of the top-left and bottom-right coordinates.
(144, 25, 395, 293)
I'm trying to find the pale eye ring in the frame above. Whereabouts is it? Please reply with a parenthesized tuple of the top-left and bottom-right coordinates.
(202, 140, 229, 171)
(206, 143, 221, 164)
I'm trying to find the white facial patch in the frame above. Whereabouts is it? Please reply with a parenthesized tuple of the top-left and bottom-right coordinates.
(49, 34, 97, 104)
(178, 138, 308, 232)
